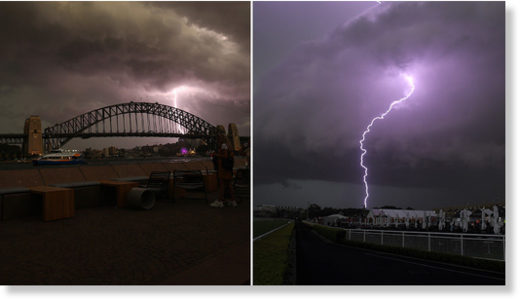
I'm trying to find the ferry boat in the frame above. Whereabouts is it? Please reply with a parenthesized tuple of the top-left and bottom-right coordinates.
(32, 149, 86, 166)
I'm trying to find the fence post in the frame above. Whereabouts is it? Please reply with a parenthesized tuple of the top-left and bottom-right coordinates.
(402, 232, 405, 248)
(381, 230, 384, 245)
(363, 229, 366, 242)
(428, 232, 431, 252)
(460, 234, 464, 256)
(348, 229, 351, 241)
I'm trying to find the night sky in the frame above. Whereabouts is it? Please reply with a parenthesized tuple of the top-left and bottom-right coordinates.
(0, 2, 250, 149)
(254, 1, 505, 209)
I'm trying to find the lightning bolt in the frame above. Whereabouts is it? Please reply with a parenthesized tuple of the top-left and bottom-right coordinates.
(359, 74, 415, 209)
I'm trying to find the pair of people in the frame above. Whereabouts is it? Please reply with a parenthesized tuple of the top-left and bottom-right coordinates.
(210, 142, 236, 208)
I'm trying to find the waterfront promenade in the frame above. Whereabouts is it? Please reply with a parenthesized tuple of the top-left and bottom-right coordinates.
(0, 158, 250, 285)
(0, 195, 249, 284)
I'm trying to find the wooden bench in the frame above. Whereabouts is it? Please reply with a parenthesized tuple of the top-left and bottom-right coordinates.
(29, 186, 75, 222)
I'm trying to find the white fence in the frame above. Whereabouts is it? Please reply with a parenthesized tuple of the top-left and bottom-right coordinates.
(344, 228, 505, 261)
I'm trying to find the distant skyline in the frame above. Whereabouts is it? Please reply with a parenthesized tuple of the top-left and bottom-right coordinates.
(0, 2, 250, 150)
(254, 1, 505, 209)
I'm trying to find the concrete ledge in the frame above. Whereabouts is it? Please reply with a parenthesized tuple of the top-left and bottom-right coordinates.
(201, 160, 215, 170)
(39, 167, 86, 185)
(184, 161, 206, 171)
(0, 160, 242, 221)
(80, 165, 118, 181)
(52, 181, 101, 188)
(111, 164, 146, 178)
(162, 162, 188, 172)
(1, 183, 102, 219)
(112, 176, 149, 183)
(50, 183, 102, 209)
(0, 187, 30, 195)
(0, 169, 44, 188)
(138, 163, 168, 175)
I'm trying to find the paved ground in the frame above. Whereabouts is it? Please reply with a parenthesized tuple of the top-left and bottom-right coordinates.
(0, 196, 249, 285)
(296, 223, 505, 285)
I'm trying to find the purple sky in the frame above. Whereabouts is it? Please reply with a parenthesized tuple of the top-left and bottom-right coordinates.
(253, 1, 375, 90)
(254, 1, 505, 209)
(0, 2, 250, 149)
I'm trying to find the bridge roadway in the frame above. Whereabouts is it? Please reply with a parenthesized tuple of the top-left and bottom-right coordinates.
(296, 223, 505, 285)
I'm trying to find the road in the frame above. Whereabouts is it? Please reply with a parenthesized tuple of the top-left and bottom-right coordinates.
(296, 223, 505, 285)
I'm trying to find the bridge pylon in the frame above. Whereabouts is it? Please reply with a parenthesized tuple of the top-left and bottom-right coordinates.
(228, 123, 241, 152)
(23, 116, 43, 156)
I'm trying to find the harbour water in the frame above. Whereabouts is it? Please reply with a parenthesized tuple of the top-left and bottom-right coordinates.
(0, 156, 210, 170)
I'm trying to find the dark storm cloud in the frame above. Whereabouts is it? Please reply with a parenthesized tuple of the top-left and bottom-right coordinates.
(0, 2, 249, 136)
(254, 2, 504, 204)
(149, 1, 250, 52)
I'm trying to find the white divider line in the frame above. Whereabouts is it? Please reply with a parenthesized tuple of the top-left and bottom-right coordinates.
(253, 221, 293, 241)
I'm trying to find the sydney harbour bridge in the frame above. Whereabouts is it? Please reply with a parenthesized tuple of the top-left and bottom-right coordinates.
(0, 102, 222, 152)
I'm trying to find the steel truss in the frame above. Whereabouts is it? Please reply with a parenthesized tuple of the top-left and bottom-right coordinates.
(39, 102, 217, 150)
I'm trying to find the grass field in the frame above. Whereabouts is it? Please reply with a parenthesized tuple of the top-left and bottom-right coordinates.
(253, 218, 291, 238)
(253, 221, 294, 285)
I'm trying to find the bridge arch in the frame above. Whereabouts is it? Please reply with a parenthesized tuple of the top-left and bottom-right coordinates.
(43, 102, 218, 150)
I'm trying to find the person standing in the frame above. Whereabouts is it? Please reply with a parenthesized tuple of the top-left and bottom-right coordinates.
(210, 141, 236, 207)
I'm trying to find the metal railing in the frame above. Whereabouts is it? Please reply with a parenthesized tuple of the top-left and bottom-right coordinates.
(343, 228, 505, 261)
(306, 221, 505, 261)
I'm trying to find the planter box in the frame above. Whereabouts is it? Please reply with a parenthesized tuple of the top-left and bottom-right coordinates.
(29, 186, 75, 221)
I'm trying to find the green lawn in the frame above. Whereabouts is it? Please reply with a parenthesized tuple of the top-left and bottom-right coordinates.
(253, 218, 291, 238)
(253, 221, 294, 285)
